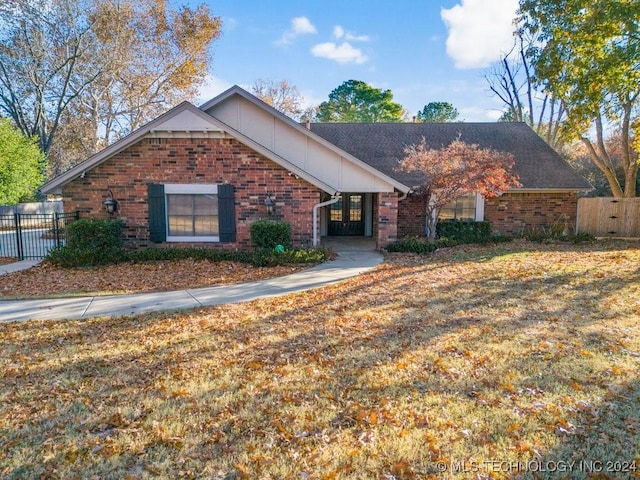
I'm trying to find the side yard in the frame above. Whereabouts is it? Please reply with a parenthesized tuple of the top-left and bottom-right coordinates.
(1, 241, 639, 479)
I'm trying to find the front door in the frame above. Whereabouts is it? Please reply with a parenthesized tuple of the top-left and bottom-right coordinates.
(328, 194, 365, 235)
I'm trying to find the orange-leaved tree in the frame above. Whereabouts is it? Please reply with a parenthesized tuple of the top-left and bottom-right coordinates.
(399, 137, 521, 240)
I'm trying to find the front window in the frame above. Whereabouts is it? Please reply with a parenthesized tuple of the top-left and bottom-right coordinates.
(165, 184, 219, 242)
(439, 193, 477, 221)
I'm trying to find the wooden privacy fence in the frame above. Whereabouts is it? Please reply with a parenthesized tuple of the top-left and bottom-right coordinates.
(577, 197, 640, 237)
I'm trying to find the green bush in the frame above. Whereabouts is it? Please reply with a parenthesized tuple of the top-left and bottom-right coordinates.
(520, 227, 595, 244)
(573, 232, 595, 243)
(386, 229, 511, 255)
(126, 247, 252, 264)
(46, 219, 125, 267)
(250, 219, 291, 250)
(436, 220, 492, 243)
(126, 246, 330, 267)
(386, 236, 467, 254)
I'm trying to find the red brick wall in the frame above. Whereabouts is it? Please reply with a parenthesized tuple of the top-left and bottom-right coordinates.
(397, 194, 425, 237)
(484, 192, 579, 236)
(375, 193, 398, 248)
(396, 191, 579, 238)
(62, 136, 322, 249)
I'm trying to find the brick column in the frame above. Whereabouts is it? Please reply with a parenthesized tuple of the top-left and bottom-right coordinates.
(376, 192, 398, 248)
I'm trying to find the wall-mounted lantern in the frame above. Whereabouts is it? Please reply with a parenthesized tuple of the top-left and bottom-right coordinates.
(264, 192, 275, 216)
(104, 190, 119, 215)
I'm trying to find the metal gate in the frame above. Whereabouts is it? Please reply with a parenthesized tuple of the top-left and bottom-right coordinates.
(0, 211, 79, 260)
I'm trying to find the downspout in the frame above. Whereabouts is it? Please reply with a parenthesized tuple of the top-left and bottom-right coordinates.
(398, 191, 410, 202)
(312, 194, 341, 247)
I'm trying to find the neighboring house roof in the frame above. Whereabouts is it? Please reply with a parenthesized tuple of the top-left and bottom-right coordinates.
(310, 122, 593, 191)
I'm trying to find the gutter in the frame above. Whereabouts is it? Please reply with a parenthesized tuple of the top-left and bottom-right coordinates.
(312, 194, 341, 247)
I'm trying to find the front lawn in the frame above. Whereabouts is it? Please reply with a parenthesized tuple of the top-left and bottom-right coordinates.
(1, 241, 639, 479)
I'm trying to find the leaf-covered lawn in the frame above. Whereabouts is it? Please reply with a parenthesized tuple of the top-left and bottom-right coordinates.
(0, 257, 16, 266)
(0, 259, 309, 299)
(1, 241, 639, 479)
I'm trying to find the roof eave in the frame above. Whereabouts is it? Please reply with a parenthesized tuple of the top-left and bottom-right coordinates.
(213, 117, 341, 195)
(505, 187, 595, 193)
(201, 86, 411, 194)
(40, 102, 215, 194)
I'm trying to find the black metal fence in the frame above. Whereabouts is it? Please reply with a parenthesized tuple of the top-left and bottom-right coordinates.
(0, 211, 79, 260)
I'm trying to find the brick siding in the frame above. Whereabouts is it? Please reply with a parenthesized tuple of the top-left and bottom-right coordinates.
(397, 194, 425, 237)
(375, 193, 398, 248)
(62, 136, 322, 249)
(397, 191, 579, 238)
(484, 192, 579, 237)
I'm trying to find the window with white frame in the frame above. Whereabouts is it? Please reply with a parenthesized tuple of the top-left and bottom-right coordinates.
(165, 184, 219, 242)
(439, 193, 482, 222)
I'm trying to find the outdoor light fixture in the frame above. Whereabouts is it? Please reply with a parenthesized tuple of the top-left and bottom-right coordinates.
(104, 190, 119, 214)
(264, 192, 275, 216)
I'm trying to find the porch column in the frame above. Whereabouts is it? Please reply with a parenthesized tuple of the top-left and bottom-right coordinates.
(376, 192, 398, 248)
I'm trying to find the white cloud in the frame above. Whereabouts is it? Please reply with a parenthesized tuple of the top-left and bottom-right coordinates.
(196, 75, 232, 104)
(332, 25, 370, 42)
(441, 0, 518, 69)
(345, 32, 370, 42)
(292, 16, 317, 35)
(311, 42, 368, 64)
(459, 106, 505, 121)
(223, 17, 238, 32)
(276, 16, 317, 46)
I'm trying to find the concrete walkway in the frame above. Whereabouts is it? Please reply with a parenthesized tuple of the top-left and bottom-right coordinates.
(0, 240, 382, 322)
(0, 259, 40, 275)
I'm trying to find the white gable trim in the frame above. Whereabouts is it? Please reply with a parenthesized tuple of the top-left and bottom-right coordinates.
(40, 101, 340, 195)
(201, 86, 411, 194)
(40, 102, 218, 194)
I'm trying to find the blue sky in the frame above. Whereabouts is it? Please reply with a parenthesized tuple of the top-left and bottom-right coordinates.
(191, 0, 520, 122)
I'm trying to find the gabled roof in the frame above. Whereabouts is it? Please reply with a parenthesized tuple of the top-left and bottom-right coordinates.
(40, 100, 340, 195)
(310, 122, 593, 191)
(200, 86, 410, 193)
(40, 102, 216, 194)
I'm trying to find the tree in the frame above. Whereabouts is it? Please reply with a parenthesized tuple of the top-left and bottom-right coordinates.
(316, 80, 405, 122)
(0, 0, 103, 159)
(519, 0, 640, 197)
(399, 138, 520, 240)
(0, 118, 44, 204)
(0, 0, 222, 176)
(416, 102, 459, 123)
(485, 33, 566, 151)
(251, 78, 305, 120)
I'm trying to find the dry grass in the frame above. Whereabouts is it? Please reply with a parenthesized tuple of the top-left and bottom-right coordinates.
(1, 240, 639, 479)
(0, 257, 16, 266)
(0, 259, 309, 299)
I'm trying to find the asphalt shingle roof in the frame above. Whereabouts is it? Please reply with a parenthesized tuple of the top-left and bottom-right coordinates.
(310, 122, 592, 190)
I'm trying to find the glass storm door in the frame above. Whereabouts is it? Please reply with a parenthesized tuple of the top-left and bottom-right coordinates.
(328, 194, 365, 235)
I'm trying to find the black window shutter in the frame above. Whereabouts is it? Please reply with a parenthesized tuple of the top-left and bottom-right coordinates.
(148, 184, 166, 243)
(218, 184, 236, 242)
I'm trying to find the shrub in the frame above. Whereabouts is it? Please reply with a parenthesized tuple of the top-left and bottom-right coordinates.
(520, 227, 595, 244)
(250, 219, 291, 250)
(386, 236, 466, 254)
(46, 219, 125, 267)
(126, 247, 252, 264)
(436, 220, 491, 243)
(126, 246, 330, 267)
(573, 232, 595, 243)
(386, 229, 511, 255)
